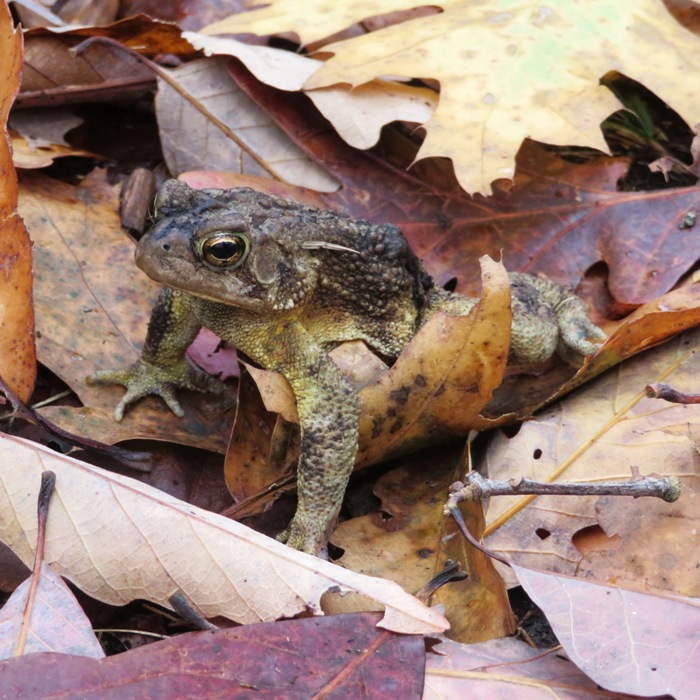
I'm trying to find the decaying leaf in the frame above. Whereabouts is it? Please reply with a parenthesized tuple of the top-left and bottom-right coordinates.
(0, 2, 36, 402)
(357, 255, 513, 466)
(0, 467, 103, 661)
(203, 0, 700, 193)
(18, 35, 154, 108)
(331, 449, 516, 644)
(425, 636, 601, 699)
(484, 323, 700, 598)
(23, 15, 199, 60)
(225, 366, 296, 501)
(552, 282, 700, 398)
(20, 170, 235, 453)
(0, 613, 425, 699)
(185, 31, 437, 151)
(154, 56, 339, 191)
(413, 140, 700, 309)
(514, 564, 700, 700)
(0, 433, 447, 635)
(10, 132, 96, 169)
(486, 281, 700, 419)
(0, 562, 104, 660)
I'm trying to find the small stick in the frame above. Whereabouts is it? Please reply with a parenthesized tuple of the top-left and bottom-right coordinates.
(168, 590, 218, 632)
(645, 383, 700, 404)
(445, 468, 681, 512)
(446, 503, 511, 566)
(0, 375, 152, 470)
(414, 560, 468, 603)
(15, 471, 56, 656)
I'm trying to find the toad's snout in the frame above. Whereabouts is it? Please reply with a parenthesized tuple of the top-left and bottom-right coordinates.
(135, 223, 194, 283)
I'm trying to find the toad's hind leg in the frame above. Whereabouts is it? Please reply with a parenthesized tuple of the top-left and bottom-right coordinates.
(509, 273, 606, 366)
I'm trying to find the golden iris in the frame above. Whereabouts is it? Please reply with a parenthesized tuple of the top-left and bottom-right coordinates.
(200, 232, 250, 268)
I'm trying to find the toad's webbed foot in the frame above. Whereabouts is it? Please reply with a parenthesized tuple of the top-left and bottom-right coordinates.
(424, 272, 605, 368)
(508, 273, 606, 366)
(88, 357, 225, 421)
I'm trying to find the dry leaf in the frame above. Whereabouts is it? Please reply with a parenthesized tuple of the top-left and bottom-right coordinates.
(226, 366, 296, 501)
(11, 0, 64, 28)
(411, 140, 700, 308)
(10, 132, 96, 169)
(0, 543, 30, 593)
(331, 449, 516, 644)
(20, 170, 235, 452)
(10, 108, 82, 146)
(55, 0, 119, 26)
(356, 255, 512, 467)
(424, 636, 601, 699)
(0, 613, 425, 698)
(205, 0, 700, 193)
(0, 3, 36, 402)
(185, 32, 321, 91)
(514, 564, 700, 699)
(0, 562, 104, 660)
(308, 80, 436, 150)
(9, 108, 97, 168)
(185, 31, 437, 150)
(24, 15, 199, 59)
(486, 282, 700, 419)
(155, 56, 339, 191)
(18, 35, 155, 110)
(551, 283, 700, 399)
(0, 433, 447, 635)
(483, 323, 700, 598)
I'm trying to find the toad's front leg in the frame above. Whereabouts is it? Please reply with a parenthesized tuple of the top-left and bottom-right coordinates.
(253, 321, 361, 555)
(87, 287, 225, 420)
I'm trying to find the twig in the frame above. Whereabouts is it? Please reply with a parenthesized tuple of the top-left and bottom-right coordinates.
(446, 503, 511, 567)
(0, 374, 152, 470)
(168, 590, 218, 632)
(645, 383, 700, 404)
(445, 469, 680, 512)
(94, 629, 169, 641)
(414, 560, 468, 604)
(0, 389, 72, 421)
(15, 471, 56, 656)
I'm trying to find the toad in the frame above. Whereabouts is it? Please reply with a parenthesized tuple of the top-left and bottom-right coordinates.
(89, 180, 605, 554)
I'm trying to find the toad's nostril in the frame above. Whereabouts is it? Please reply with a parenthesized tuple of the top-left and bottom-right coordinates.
(162, 243, 171, 251)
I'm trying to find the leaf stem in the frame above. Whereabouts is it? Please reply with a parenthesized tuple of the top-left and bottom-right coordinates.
(15, 471, 56, 656)
(449, 469, 680, 511)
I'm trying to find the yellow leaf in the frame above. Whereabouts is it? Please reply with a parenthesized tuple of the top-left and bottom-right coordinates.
(205, 0, 700, 192)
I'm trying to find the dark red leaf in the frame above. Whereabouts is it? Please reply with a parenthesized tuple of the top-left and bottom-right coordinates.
(0, 612, 425, 699)
(230, 63, 700, 308)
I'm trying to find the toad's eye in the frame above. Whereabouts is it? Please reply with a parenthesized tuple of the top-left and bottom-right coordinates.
(200, 232, 250, 268)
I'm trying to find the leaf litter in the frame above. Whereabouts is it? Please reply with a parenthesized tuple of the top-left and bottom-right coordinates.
(1, 1, 700, 697)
